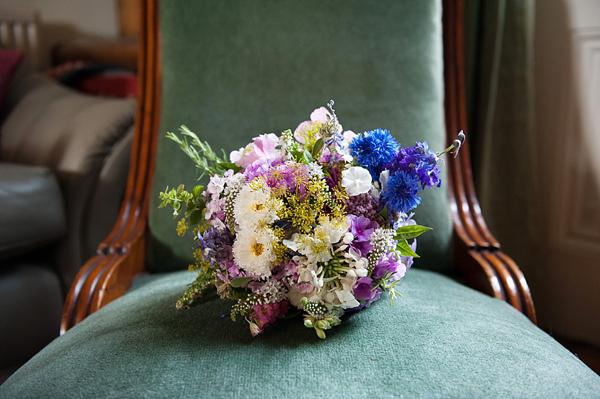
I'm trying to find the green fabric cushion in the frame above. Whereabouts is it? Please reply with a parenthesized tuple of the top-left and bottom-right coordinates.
(147, 0, 452, 274)
(2, 269, 598, 398)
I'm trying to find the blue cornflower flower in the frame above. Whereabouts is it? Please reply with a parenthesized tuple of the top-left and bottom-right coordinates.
(383, 141, 441, 189)
(349, 128, 399, 179)
(380, 170, 422, 214)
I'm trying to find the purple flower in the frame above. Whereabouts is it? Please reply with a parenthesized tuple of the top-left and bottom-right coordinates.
(244, 156, 284, 182)
(372, 253, 400, 279)
(353, 277, 378, 301)
(383, 141, 441, 189)
(264, 162, 309, 198)
(197, 227, 234, 267)
(319, 147, 345, 164)
(348, 215, 378, 256)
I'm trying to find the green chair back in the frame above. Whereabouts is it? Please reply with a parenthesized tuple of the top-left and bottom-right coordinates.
(147, 0, 453, 273)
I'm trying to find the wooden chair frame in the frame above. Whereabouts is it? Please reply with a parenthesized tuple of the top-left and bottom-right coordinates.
(61, 0, 536, 334)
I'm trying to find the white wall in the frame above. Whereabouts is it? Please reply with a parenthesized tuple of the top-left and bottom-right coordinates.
(0, 0, 119, 69)
(534, 0, 600, 347)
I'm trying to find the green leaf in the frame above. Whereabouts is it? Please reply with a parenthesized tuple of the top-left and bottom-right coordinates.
(217, 162, 242, 173)
(192, 185, 204, 197)
(311, 138, 324, 159)
(231, 277, 254, 288)
(189, 209, 203, 226)
(289, 149, 304, 162)
(393, 225, 432, 241)
(315, 327, 326, 339)
(376, 206, 388, 221)
(303, 149, 313, 163)
(396, 239, 419, 258)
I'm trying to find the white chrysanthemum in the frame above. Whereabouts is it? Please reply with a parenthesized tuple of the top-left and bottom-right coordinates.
(341, 166, 372, 196)
(232, 228, 276, 277)
(233, 184, 280, 229)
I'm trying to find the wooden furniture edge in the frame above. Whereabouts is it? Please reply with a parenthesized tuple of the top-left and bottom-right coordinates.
(61, 0, 160, 334)
(442, 0, 536, 324)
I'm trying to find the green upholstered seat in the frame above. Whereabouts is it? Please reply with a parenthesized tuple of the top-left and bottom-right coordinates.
(2, 0, 599, 397)
(2, 269, 599, 398)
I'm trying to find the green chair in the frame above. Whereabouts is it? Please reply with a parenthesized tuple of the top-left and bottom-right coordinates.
(2, 0, 598, 397)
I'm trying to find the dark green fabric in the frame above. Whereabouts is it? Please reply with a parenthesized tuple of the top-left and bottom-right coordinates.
(2, 268, 599, 398)
(148, 0, 452, 274)
(463, 1, 539, 283)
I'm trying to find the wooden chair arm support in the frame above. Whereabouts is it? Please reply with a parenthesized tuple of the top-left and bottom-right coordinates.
(60, 234, 146, 334)
(442, 0, 536, 324)
(61, 0, 161, 334)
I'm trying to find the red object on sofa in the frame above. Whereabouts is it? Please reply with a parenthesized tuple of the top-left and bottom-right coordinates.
(77, 74, 137, 98)
(0, 49, 23, 107)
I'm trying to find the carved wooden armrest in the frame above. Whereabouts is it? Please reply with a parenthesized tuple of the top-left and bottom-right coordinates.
(442, 0, 536, 324)
(61, 0, 161, 334)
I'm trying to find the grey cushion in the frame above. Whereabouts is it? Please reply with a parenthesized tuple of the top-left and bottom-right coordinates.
(0, 163, 66, 259)
(1, 269, 599, 398)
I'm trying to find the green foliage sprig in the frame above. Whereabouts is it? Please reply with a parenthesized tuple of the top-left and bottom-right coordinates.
(158, 184, 206, 226)
(166, 125, 240, 179)
(176, 269, 216, 309)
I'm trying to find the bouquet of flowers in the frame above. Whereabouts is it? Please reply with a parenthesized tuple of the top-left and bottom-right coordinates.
(159, 101, 463, 338)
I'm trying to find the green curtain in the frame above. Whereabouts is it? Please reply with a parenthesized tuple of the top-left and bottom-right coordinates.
(464, 1, 539, 292)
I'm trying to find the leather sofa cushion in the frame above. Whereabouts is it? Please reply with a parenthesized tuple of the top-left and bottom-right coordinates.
(0, 262, 63, 380)
(0, 73, 135, 287)
(0, 163, 66, 259)
(1, 269, 598, 397)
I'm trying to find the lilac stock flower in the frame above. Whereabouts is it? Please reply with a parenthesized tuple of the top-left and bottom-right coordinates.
(380, 170, 421, 214)
(319, 147, 345, 164)
(349, 129, 399, 179)
(244, 156, 284, 182)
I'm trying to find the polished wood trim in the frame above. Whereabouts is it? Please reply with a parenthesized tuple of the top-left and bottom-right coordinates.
(61, 0, 160, 334)
(442, 0, 536, 324)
